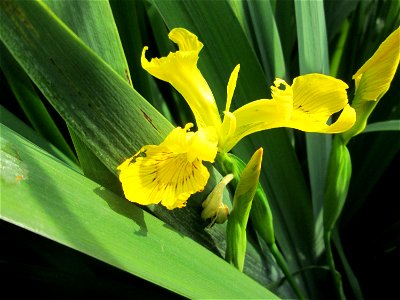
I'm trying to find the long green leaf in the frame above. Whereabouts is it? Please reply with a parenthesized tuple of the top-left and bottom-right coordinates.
(0, 0, 169, 187)
(1, 105, 79, 172)
(295, 0, 331, 260)
(109, 0, 173, 122)
(45, 0, 131, 83)
(246, 0, 286, 79)
(0, 123, 279, 299)
(0, 0, 271, 287)
(362, 120, 400, 133)
(0, 43, 77, 163)
(150, 1, 315, 294)
(324, 0, 360, 42)
(332, 229, 364, 300)
(43, 0, 129, 193)
(274, 0, 297, 76)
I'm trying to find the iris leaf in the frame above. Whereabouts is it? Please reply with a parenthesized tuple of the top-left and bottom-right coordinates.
(0, 123, 279, 299)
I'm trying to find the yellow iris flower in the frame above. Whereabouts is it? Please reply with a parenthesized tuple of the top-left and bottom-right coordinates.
(118, 28, 356, 209)
(118, 124, 217, 210)
(352, 27, 399, 103)
(343, 27, 400, 141)
(141, 28, 355, 153)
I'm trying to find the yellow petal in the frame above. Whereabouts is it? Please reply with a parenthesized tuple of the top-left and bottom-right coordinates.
(141, 28, 221, 129)
(219, 111, 237, 152)
(218, 79, 292, 152)
(322, 104, 357, 133)
(187, 126, 219, 162)
(117, 125, 217, 210)
(169, 27, 204, 52)
(201, 174, 233, 227)
(226, 64, 240, 112)
(284, 74, 355, 133)
(353, 27, 400, 102)
(219, 74, 356, 151)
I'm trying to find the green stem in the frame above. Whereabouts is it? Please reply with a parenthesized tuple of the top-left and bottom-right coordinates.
(270, 243, 305, 300)
(324, 230, 346, 300)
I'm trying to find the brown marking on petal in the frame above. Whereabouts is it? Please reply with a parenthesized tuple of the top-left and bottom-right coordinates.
(297, 104, 309, 113)
(140, 109, 160, 133)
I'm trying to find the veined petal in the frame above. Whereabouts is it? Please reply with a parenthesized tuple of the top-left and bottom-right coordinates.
(284, 74, 355, 133)
(218, 79, 292, 152)
(353, 27, 400, 102)
(117, 125, 218, 210)
(141, 28, 221, 129)
(219, 74, 355, 151)
(292, 74, 349, 114)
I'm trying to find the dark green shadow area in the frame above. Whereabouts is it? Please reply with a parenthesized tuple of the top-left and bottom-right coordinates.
(0, 220, 182, 299)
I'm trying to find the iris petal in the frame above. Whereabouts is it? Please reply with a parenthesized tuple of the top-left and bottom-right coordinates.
(118, 125, 218, 210)
(285, 74, 356, 133)
(141, 28, 221, 129)
(353, 27, 400, 102)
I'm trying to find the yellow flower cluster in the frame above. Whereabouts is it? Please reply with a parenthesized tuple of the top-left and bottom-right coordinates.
(118, 27, 399, 210)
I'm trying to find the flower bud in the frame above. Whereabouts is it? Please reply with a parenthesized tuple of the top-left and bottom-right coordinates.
(201, 174, 233, 227)
(226, 148, 263, 271)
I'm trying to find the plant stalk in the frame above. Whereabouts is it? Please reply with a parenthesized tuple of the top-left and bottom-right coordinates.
(269, 243, 305, 300)
(324, 230, 346, 300)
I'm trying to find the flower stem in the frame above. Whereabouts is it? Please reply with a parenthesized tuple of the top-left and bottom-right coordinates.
(324, 230, 346, 300)
(269, 243, 305, 300)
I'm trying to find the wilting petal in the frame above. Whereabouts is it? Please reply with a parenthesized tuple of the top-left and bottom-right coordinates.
(118, 125, 218, 210)
(353, 27, 400, 102)
(201, 174, 233, 227)
(141, 28, 221, 129)
(284, 74, 356, 133)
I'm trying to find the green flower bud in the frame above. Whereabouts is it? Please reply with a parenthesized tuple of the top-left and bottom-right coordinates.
(217, 152, 275, 246)
(225, 148, 263, 271)
(341, 28, 400, 143)
(323, 135, 352, 232)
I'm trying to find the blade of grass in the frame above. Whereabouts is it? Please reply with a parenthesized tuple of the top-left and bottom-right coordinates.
(332, 229, 364, 300)
(362, 120, 400, 133)
(330, 19, 350, 78)
(274, 0, 297, 77)
(44, 0, 130, 193)
(109, 0, 174, 122)
(1, 105, 80, 172)
(44, 0, 131, 84)
(0, 0, 271, 287)
(324, 0, 360, 42)
(295, 0, 331, 259)
(227, 0, 251, 39)
(246, 0, 286, 79)
(0, 123, 279, 300)
(295, 0, 333, 297)
(0, 42, 77, 164)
